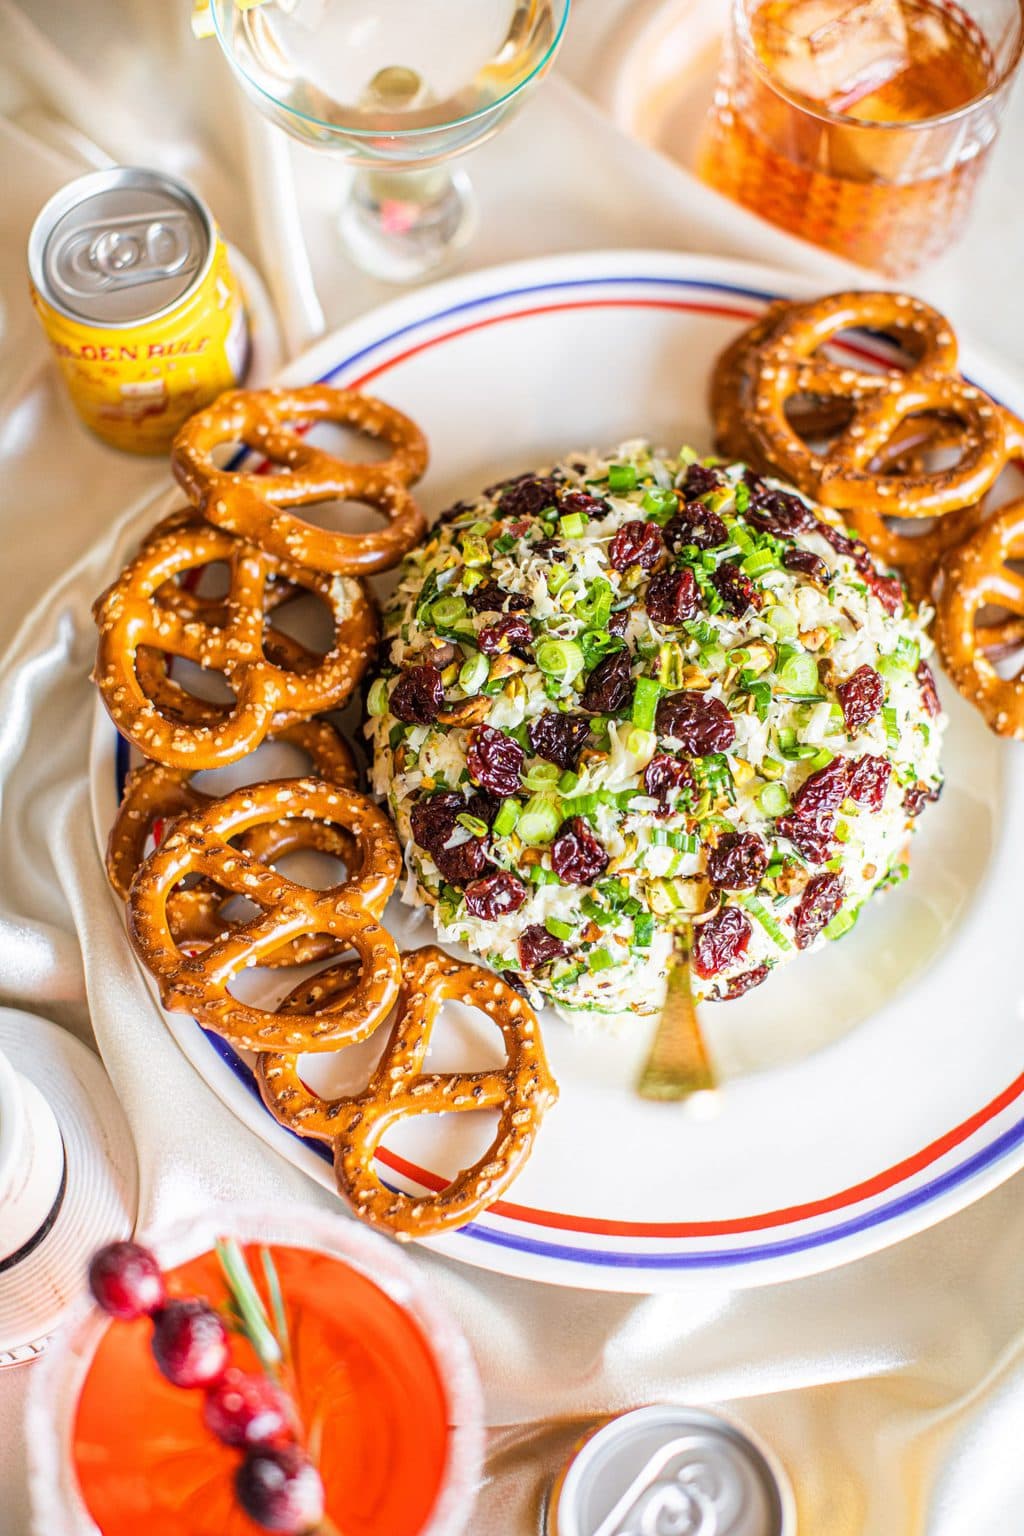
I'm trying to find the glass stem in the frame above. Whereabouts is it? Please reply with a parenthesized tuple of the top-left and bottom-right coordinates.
(339, 162, 476, 284)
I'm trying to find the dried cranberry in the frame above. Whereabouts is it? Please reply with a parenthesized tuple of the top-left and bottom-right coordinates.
(528, 711, 592, 769)
(389, 665, 443, 724)
(663, 504, 728, 552)
(580, 649, 634, 715)
(746, 485, 815, 536)
(707, 832, 768, 891)
(518, 924, 569, 971)
(467, 789, 501, 827)
(464, 871, 528, 920)
(903, 780, 943, 817)
(775, 814, 835, 865)
(848, 754, 892, 811)
(783, 547, 829, 582)
(721, 964, 770, 1000)
(682, 462, 723, 499)
(917, 660, 941, 718)
(645, 568, 699, 627)
(643, 753, 695, 814)
(494, 474, 561, 519)
(560, 488, 613, 521)
(866, 570, 904, 616)
(837, 665, 885, 731)
(467, 724, 524, 797)
(478, 614, 533, 655)
(655, 692, 736, 755)
(551, 816, 609, 885)
(692, 906, 752, 979)
(608, 521, 664, 572)
(792, 872, 845, 949)
(466, 581, 530, 615)
(607, 608, 631, 636)
(712, 561, 763, 616)
(819, 522, 871, 566)
(411, 793, 491, 887)
(792, 756, 851, 817)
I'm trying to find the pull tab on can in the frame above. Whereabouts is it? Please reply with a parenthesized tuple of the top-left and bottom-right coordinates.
(54, 209, 200, 299)
(546, 1405, 796, 1536)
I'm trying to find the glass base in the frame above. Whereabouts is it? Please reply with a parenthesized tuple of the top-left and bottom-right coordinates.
(338, 165, 477, 284)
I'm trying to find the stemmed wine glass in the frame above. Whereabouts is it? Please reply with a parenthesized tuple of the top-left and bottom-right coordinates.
(207, 0, 572, 283)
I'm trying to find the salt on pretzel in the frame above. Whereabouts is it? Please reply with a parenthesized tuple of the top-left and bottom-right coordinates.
(127, 778, 402, 1051)
(93, 520, 377, 770)
(934, 496, 1024, 737)
(722, 292, 1012, 519)
(256, 946, 559, 1240)
(107, 721, 359, 966)
(172, 385, 428, 576)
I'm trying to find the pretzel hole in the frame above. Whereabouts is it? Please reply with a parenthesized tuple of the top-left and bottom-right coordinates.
(264, 589, 336, 659)
(422, 996, 512, 1074)
(286, 418, 401, 471)
(274, 490, 400, 538)
(154, 654, 237, 707)
(370, 1103, 502, 1186)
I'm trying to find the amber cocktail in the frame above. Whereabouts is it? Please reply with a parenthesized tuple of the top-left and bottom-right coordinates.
(698, 0, 1024, 273)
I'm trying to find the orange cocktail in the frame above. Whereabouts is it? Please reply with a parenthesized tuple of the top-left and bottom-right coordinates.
(28, 1210, 483, 1536)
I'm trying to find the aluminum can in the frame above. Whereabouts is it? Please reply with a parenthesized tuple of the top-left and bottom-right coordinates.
(546, 1404, 796, 1536)
(28, 166, 249, 454)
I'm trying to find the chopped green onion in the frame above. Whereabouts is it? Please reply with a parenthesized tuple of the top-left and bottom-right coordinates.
(777, 652, 820, 694)
(877, 654, 909, 686)
(764, 604, 798, 639)
(536, 638, 586, 683)
(559, 511, 587, 539)
(545, 916, 575, 941)
(367, 677, 390, 716)
(588, 947, 616, 973)
(547, 565, 571, 595)
(529, 865, 561, 886)
(581, 896, 614, 926)
(759, 781, 791, 816)
(743, 896, 793, 951)
(492, 800, 520, 837)
(518, 795, 561, 844)
(429, 594, 467, 628)
(551, 962, 586, 990)
(458, 651, 489, 693)
(577, 578, 613, 629)
(388, 723, 405, 751)
(524, 760, 561, 790)
(632, 912, 654, 948)
(882, 705, 900, 750)
(823, 906, 859, 941)
(741, 548, 777, 578)
(631, 677, 662, 731)
(642, 487, 677, 519)
(894, 635, 920, 668)
(808, 747, 835, 770)
(558, 769, 580, 793)
(608, 462, 638, 492)
(833, 819, 851, 843)
(761, 755, 785, 780)
(657, 642, 686, 689)
(733, 481, 751, 514)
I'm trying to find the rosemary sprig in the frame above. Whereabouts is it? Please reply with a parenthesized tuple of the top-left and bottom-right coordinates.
(214, 1237, 282, 1373)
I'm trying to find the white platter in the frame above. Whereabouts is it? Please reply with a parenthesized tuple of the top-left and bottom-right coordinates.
(90, 249, 1024, 1292)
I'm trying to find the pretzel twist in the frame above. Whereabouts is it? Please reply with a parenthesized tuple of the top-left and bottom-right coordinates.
(257, 946, 558, 1239)
(127, 778, 402, 1051)
(92, 521, 377, 769)
(106, 721, 359, 965)
(934, 496, 1024, 737)
(718, 292, 1012, 519)
(172, 385, 429, 575)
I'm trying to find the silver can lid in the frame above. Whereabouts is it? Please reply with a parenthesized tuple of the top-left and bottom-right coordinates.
(30, 167, 212, 326)
(549, 1405, 795, 1536)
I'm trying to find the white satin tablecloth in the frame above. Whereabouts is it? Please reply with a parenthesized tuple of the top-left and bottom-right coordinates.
(2, 4, 1024, 1534)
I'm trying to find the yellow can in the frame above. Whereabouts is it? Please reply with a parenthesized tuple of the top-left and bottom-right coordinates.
(28, 167, 250, 455)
